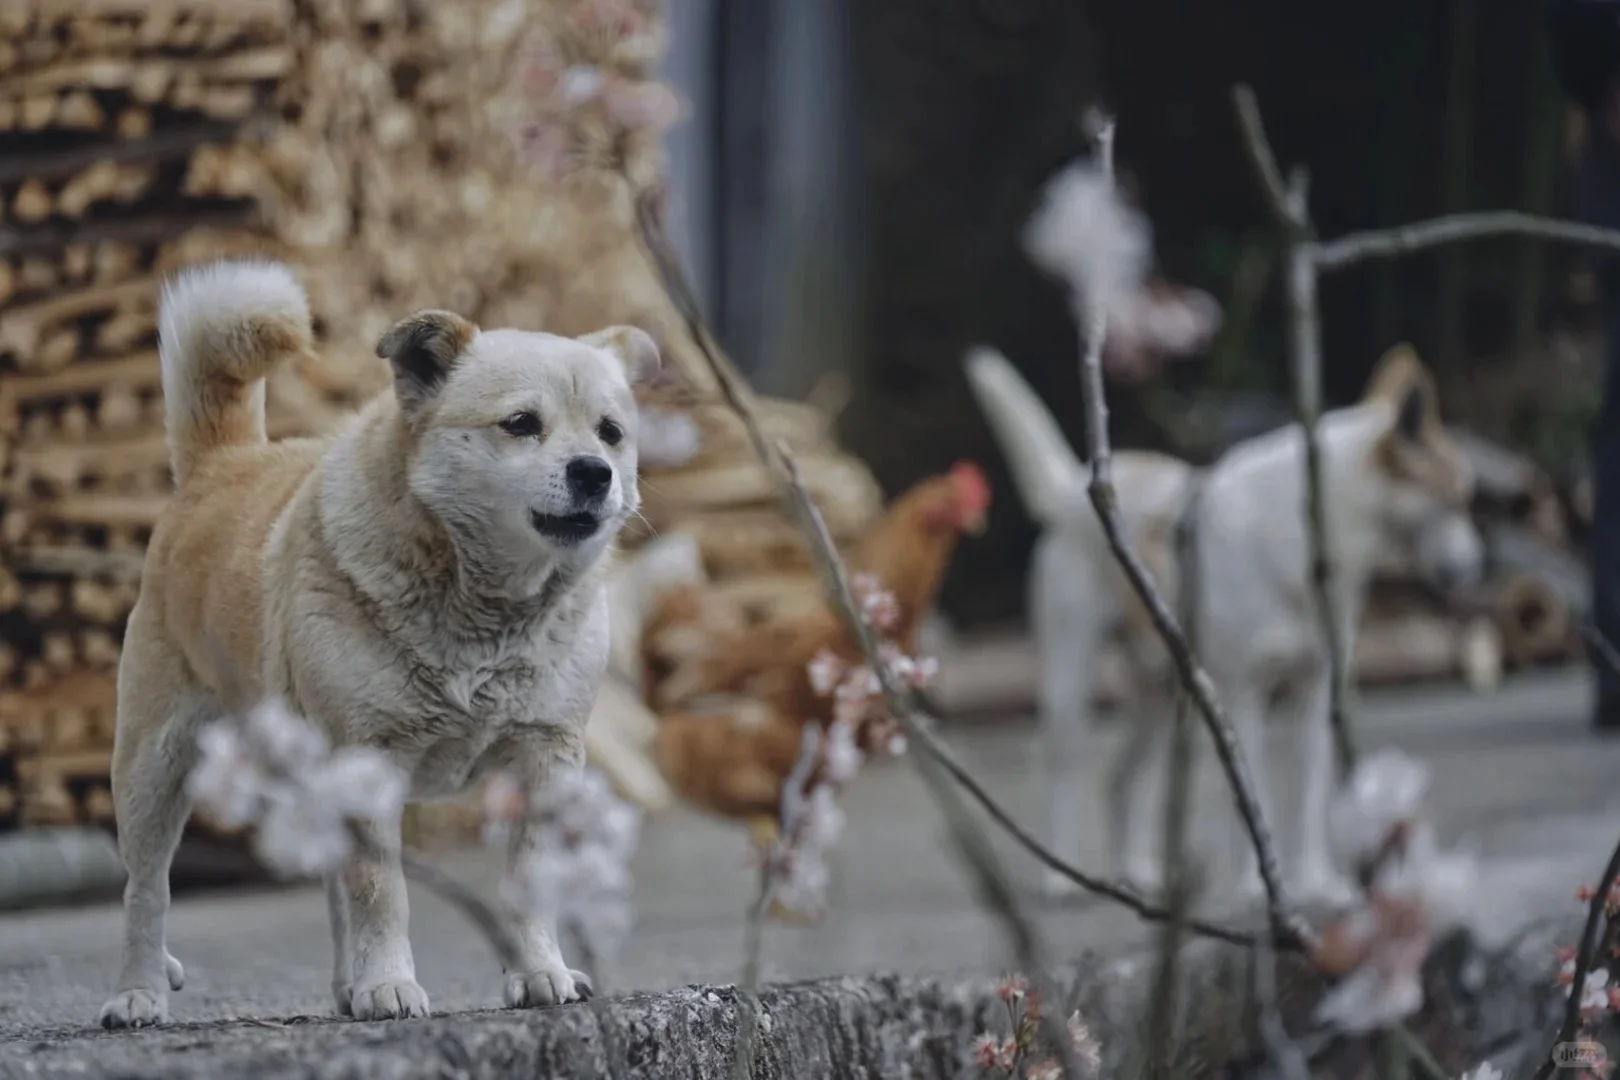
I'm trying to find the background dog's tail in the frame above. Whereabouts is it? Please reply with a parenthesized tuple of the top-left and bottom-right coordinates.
(158, 260, 313, 486)
(963, 345, 1089, 527)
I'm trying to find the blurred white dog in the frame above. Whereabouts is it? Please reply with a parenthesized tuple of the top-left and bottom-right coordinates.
(964, 343, 1484, 904)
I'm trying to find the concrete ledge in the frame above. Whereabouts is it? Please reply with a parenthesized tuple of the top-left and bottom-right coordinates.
(0, 918, 1573, 1080)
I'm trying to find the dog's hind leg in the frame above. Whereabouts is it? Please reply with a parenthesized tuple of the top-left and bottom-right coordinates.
(1108, 666, 1173, 896)
(98, 627, 207, 1030)
(1031, 533, 1104, 900)
(1228, 680, 1282, 903)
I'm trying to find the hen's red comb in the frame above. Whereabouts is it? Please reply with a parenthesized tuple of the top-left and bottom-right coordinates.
(950, 460, 991, 516)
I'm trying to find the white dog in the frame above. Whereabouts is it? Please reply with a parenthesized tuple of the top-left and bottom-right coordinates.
(964, 343, 1483, 904)
(99, 260, 657, 1028)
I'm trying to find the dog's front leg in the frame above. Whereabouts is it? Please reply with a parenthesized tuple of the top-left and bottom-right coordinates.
(1294, 668, 1358, 906)
(500, 740, 592, 1009)
(334, 812, 430, 1020)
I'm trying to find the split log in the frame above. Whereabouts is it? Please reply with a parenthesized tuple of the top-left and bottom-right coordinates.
(0, 277, 155, 361)
(18, 780, 77, 826)
(12, 179, 52, 223)
(29, 492, 168, 530)
(0, 351, 160, 414)
(639, 455, 883, 540)
(2, 47, 293, 99)
(7, 432, 169, 496)
(1481, 572, 1571, 666)
(1484, 520, 1590, 623)
(1354, 611, 1504, 692)
(21, 581, 65, 620)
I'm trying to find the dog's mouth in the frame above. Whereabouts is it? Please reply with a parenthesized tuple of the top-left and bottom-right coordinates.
(529, 509, 602, 544)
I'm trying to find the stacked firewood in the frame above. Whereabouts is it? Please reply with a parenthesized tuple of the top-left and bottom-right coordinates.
(1353, 431, 1587, 692)
(0, 0, 375, 829)
(0, 0, 887, 840)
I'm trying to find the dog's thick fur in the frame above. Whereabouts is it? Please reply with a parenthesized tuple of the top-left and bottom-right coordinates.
(99, 260, 658, 1028)
(964, 344, 1483, 904)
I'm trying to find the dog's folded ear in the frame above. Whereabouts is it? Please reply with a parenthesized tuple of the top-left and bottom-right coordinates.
(582, 325, 661, 385)
(377, 309, 478, 420)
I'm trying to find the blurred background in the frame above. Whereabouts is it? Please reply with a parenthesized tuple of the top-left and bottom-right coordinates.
(0, 0, 1616, 1035)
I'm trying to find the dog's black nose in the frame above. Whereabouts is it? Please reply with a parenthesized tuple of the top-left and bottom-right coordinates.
(566, 455, 613, 501)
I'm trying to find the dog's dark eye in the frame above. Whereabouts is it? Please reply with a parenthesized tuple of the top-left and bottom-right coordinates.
(500, 412, 542, 438)
(598, 418, 623, 446)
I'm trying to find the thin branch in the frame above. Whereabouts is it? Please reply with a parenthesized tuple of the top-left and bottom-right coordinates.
(1315, 211, 1620, 273)
(1235, 90, 1360, 779)
(731, 866, 771, 1080)
(1231, 84, 1306, 237)
(1147, 497, 1205, 1078)
(632, 184, 1084, 1080)
(396, 849, 520, 967)
(1253, 942, 1311, 1080)
(1075, 117, 1315, 955)
(911, 699, 1280, 949)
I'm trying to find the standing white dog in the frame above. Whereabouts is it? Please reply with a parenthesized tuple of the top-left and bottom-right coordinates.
(964, 343, 1483, 904)
(99, 260, 657, 1028)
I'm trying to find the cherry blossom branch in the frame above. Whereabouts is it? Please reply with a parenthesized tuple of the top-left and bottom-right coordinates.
(1073, 115, 1314, 955)
(1532, 834, 1620, 1080)
(630, 186, 1084, 1080)
(1232, 84, 1357, 779)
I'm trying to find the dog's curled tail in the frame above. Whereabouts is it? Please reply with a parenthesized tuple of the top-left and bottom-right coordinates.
(158, 259, 313, 486)
(962, 345, 1089, 528)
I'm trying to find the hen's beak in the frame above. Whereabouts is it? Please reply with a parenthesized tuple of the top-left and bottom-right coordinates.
(962, 508, 989, 537)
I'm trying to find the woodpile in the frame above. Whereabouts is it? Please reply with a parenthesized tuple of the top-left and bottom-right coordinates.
(0, 0, 369, 830)
(1350, 431, 1587, 691)
(0, 0, 886, 846)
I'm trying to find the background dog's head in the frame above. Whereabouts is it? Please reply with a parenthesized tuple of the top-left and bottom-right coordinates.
(376, 311, 660, 573)
(1361, 344, 1484, 593)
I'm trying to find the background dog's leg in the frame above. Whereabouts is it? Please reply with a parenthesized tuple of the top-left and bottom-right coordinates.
(338, 813, 430, 1020)
(1227, 682, 1280, 902)
(501, 737, 593, 1008)
(1293, 671, 1357, 905)
(97, 640, 204, 1030)
(326, 875, 353, 1015)
(1112, 679, 1171, 895)
(1033, 537, 1100, 899)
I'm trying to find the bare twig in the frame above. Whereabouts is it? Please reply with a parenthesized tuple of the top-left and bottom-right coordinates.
(395, 849, 533, 976)
(1075, 117, 1315, 954)
(1231, 85, 1305, 240)
(1232, 86, 1357, 778)
(1316, 211, 1620, 273)
(911, 699, 1280, 948)
(632, 185, 1084, 1079)
(731, 867, 772, 1080)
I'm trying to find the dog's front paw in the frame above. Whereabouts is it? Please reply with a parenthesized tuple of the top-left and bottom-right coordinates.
(98, 988, 168, 1030)
(504, 964, 593, 1008)
(349, 977, 430, 1021)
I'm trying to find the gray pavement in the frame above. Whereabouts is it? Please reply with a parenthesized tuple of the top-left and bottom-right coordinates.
(1, 669, 1617, 1047)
